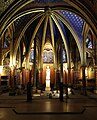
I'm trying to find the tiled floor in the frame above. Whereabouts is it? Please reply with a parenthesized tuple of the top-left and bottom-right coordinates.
(0, 91, 97, 120)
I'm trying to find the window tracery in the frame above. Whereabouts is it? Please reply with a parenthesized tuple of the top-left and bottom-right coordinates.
(86, 31, 93, 49)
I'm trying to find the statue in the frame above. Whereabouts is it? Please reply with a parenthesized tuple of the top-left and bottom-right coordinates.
(45, 66, 51, 91)
(46, 66, 50, 80)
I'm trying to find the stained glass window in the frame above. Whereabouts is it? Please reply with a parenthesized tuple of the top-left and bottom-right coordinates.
(4, 41, 8, 48)
(86, 36, 92, 58)
(88, 41, 92, 48)
(4, 37, 10, 48)
(43, 50, 54, 63)
(30, 49, 34, 62)
(86, 38, 92, 49)
(63, 50, 66, 62)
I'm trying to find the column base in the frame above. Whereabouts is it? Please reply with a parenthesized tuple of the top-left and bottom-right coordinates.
(45, 87, 51, 91)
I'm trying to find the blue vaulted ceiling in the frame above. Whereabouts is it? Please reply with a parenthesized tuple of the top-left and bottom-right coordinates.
(14, 9, 84, 42)
(60, 10, 84, 41)
(34, 0, 84, 41)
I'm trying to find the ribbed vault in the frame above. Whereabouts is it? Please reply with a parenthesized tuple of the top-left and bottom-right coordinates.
(0, 0, 97, 67)
(0, 0, 97, 95)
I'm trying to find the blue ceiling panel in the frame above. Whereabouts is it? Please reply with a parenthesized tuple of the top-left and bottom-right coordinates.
(60, 10, 84, 41)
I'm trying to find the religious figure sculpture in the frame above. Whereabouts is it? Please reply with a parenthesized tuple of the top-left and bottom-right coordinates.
(46, 66, 50, 80)
(45, 66, 51, 92)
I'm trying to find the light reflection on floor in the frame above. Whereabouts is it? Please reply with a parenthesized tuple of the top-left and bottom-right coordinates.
(33, 88, 72, 98)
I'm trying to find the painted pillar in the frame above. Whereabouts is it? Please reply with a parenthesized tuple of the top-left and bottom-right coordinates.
(18, 45, 22, 68)
(25, 69, 30, 85)
(38, 68, 43, 85)
(53, 37, 57, 88)
(0, 35, 3, 65)
(68, 51, 72, 86)
(29, 69, 32, 83)
(9, 28, 15, 88)
(81, 66, 87, 95)
(38, 44, 43, 88)
(22, 68, 24, 85)
(56, 69, 60, 89)
(0, 66, 3, 86)
(18, 44, 22, 85)
(54, 68, 57, 88)
(81, 24, 87, 95)
(33, 38, 37, 89)
(24, 68, 27, 85)
(68, 68, 71, 85)
(0, 35, 3, 86)
(60, 43, 63, 83)
(59, 40, 64, 101)
(94, 35, 97, 92)
(9, 66, 15, 88)
(94, 66, 97, 92)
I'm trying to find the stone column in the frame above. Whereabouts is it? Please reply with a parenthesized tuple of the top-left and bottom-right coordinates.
(33, 38, 37, 92)
(53, 40, 58, 89)
(0, 36, 3, 65)
(64, 69, 68, 99)
(94, 35, 97, 92)
(38, 68, 43, 86)
(9, 28, 15, 88)
(9, 66, 15, 88)
(59, 40, 64, 102)
(18, 45, 22, 68)
(81, 66, 87, 95)
(60, 44, 63, 83)
(54, 68, 57, 88)
(38, 44, 43, 89)
(0, 35, 3, 86)
(68, 68, 72, 85)
(81, 26, 87, 95)
(94, 66, 97, 93)
(25, 69, 30, 85)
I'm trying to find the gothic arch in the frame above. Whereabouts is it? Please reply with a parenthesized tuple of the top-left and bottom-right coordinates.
(0, 1, 97, 68)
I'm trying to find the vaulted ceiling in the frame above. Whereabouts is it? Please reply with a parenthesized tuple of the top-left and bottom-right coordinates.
(0, 0, 97, 67)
